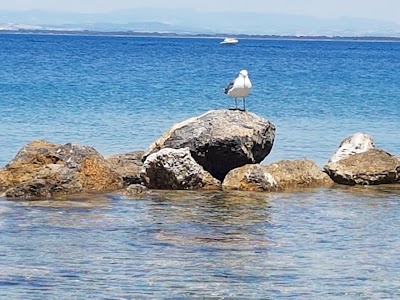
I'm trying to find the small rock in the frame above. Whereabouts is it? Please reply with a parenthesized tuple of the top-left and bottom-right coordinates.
(324, 149, 400, 185)
(223, 159, 332, 192)
(141, 148, 221, 190)
(121, 184, 153, 197)
(106, 151, 144, 185)
(266, 159, 334, 190)
(223, 164, 277, 191)
(329, 132, 375, 163)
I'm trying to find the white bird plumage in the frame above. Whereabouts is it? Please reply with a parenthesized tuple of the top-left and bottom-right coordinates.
(224, 69, 252, 111)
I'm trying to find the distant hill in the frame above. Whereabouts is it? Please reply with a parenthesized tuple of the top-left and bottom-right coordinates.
(1, 9, 400, 37)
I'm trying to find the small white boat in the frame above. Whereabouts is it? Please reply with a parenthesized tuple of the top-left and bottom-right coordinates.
(220, 37, 239, 45)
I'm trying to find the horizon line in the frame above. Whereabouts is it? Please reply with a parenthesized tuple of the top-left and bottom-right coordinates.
(2, 29, 400, 42)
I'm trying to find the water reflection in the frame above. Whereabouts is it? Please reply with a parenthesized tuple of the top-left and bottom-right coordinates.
(12, 193, 113, 208)
(0, 193, 113, 230)
(331, 184, 400, 199)
(142, 190, 274, 251)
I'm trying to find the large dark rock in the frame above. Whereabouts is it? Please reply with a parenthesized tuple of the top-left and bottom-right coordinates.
(0, 140, 123, 198)
(324, 149, 400, 185)
(141, 148, 221, 190)
(142, 109, 275, 180)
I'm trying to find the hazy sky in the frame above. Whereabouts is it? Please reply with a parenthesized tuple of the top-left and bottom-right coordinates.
(1, 0, 400, 23)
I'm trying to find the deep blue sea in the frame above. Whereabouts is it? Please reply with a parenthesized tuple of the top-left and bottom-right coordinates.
(0, 34, 400, 298)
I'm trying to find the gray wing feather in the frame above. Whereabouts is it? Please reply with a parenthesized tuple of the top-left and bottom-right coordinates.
(224, 81, 234, 94)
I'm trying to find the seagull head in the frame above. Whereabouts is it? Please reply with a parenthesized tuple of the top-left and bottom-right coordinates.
(239, 69, 249, 77)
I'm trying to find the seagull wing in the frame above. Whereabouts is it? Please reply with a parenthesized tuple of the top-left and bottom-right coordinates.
(224, 81, 234, 94)
(245, 77, 252, 89)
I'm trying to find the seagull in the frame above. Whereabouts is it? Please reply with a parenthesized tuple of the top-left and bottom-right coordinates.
(224, 69, 252, 111)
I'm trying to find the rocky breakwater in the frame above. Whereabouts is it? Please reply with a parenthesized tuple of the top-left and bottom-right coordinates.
(140, 109, 276, 190)
(0, 109, 276, 197)
(0, 140, 123, 198)
(7, 115, 398, 199)
(324, 132, 400, 185)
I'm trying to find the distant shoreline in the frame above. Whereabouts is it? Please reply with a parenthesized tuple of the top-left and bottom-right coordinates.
(1, 29, 400, 42)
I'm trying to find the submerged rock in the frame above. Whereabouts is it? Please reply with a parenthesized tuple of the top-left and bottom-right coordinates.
(142, 109, 275, 181)
(119, 184, 154, 198)
(141, 148, 221, 190)
(0, 140, 123, 198)
(324, 149, 400, 185)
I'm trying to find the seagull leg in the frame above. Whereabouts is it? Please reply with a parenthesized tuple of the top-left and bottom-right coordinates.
(242, 97, 246, 111)
(235, 98, 238, 109)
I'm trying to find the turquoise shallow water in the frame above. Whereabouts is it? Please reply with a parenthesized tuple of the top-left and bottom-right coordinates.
(0, 34, 400, 298)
